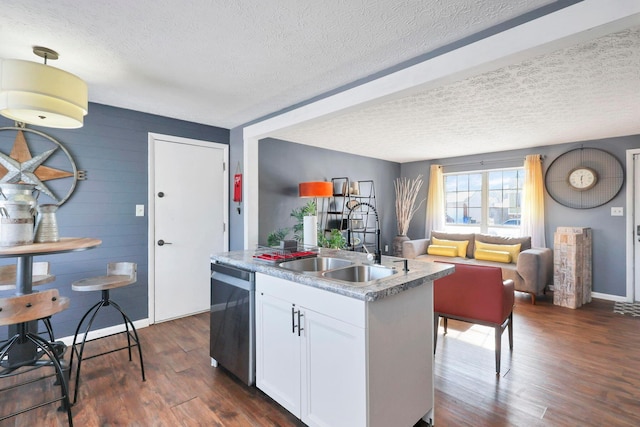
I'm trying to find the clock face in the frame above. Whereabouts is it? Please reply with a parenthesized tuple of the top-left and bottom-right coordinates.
(568, 167, 597, 191)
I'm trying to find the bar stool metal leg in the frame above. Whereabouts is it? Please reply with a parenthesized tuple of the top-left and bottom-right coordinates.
(108, 298, 145, 378)
(0, 333, 74, 426)
(0, 289, 73, 426)
(69, 297, 105, 404)
(69, 288, 145, 405)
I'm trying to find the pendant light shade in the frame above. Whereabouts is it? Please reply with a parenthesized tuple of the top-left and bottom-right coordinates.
(0, 55, 88, 129)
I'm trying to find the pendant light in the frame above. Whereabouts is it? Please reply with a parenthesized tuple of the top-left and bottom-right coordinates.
(0, 46, 88, 129)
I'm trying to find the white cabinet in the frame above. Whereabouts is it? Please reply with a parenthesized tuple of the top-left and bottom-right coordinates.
(301, 305, 366, 427)
(256, 273, 366, 427)
(256, 272, 434, 427)
(256, 292, 301, 416)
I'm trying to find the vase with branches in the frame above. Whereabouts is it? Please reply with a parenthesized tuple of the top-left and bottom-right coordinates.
(393, 174, 425, 255)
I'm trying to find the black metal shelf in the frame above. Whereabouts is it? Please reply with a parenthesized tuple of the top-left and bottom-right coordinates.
(323, 178, 376, 252)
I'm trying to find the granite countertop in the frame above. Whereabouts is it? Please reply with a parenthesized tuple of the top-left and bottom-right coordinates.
(210, 248, 454, 302)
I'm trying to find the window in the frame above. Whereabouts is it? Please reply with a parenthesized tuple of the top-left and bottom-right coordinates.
(444, 168, 524, 236)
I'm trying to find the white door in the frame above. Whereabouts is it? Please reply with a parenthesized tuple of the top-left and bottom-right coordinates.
(635, 153, 640, 302)
(150, 134, 228, 322)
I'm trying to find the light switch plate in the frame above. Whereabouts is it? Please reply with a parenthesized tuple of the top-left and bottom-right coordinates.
(611, 207, 623, 216)
(136, 205, 144, 216)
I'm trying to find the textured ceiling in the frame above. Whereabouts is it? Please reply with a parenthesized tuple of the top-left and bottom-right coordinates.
(1, 1, 638, 163)
(273, 26, 640, 162)
(0, 0, 554, 128)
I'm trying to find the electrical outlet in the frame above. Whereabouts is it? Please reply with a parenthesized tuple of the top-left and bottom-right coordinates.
(611, 207, 623, 216)
(136, 205, 144, 217)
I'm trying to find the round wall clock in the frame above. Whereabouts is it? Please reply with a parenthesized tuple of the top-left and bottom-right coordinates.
(568, 167, 598, 191)
(545, 148, 623, 209)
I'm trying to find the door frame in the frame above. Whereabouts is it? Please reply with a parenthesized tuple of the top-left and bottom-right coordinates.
(148, 132, 229, 324)
(626, 148, 640, 302)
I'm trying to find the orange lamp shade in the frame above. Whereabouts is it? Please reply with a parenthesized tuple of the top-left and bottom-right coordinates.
(299, 181, 333, 198)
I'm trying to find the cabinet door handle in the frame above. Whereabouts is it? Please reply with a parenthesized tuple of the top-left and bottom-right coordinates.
(291, 306, 296, 334)
(297, 311, 304, 336)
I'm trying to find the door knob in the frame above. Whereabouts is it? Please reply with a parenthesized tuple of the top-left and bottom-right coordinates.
(157, 239, 172, 246)
(158, 192, 165, 198)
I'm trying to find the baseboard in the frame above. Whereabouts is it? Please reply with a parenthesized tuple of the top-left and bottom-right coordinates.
(548, 286, 628, 303)
(591, 292, 627, 303)
(57, 318, 150, 347)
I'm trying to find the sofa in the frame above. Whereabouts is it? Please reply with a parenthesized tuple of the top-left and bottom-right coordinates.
(403, 230, 553, 303)
(434, 262, 514, 374)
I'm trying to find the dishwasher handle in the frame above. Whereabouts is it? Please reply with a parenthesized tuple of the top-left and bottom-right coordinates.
(211, 263, 253, 281)
(211, 271, 254, 291)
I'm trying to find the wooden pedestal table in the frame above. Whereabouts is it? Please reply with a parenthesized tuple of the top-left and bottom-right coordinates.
(553, 227, 592, 309)
(0, 238, 102, 366)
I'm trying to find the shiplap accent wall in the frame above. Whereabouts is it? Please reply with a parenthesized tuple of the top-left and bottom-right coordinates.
(0, 103, 229, 337)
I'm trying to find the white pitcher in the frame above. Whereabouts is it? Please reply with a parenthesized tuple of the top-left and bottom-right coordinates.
(0, 183, 38, 246)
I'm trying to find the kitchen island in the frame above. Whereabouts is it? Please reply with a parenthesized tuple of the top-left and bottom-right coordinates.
(210, 248, 453, 427)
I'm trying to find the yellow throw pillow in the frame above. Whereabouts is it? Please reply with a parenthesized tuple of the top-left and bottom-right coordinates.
(475, 249, 512, 264)
(431, 237, 469, 258)
(427, 245, 458, 257)
(475, 240, 521, 263)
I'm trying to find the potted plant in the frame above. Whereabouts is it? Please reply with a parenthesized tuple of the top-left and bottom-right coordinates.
(393, 174, 425, 256)
(289, 200, 317, 242)
(318, 228, 347, 249)
(267, 198, 348, 250)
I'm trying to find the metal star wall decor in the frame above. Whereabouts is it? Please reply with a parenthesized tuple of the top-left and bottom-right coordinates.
(0, 126, 81, 206)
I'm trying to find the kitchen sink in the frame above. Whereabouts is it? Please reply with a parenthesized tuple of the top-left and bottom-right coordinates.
(279, 257, 354, 272)
(322, 264, 397, 283)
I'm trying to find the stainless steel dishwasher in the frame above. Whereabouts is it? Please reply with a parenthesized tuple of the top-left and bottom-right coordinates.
(210, 262, 255, 386)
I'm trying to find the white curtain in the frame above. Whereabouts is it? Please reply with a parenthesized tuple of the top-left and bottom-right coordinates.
(425, 164, 445, 238)
(521, 154, 546, 247)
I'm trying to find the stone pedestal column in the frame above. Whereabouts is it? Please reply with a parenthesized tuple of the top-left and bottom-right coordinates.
(553, 227, 592, 309)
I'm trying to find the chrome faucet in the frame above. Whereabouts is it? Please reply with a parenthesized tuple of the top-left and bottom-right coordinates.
(347, 202, 381, 264)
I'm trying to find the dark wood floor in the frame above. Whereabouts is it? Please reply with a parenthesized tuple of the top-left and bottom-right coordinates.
(2, 292, 639, 426)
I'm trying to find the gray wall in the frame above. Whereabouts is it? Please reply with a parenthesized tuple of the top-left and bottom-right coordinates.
(258, 138, 400, 253)
(401, 135, 640, 297)
(0, 103, 229, 337)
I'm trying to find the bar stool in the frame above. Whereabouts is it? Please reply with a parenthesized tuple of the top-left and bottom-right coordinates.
(0, 262, 57, 341)
(0, 289, 73, 426)
(69, 262, 145, 404)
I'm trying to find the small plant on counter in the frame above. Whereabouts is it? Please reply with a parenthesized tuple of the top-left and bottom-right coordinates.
(266, 228, 289, 247)
(318, 229, 347, 249)
(266, 200, 318, 247)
